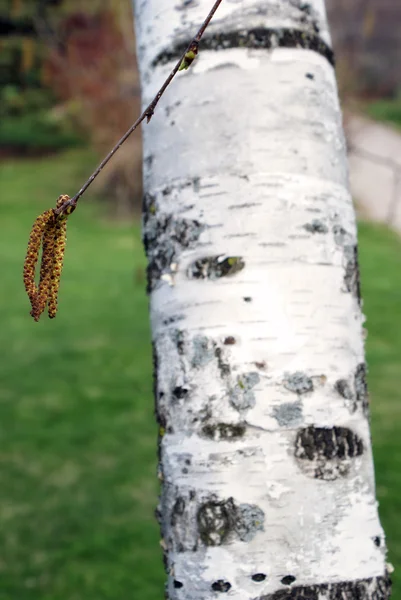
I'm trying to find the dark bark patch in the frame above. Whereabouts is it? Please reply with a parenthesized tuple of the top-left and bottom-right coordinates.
(229, 202, 262, 210)
(255, 361, 267, 370)
(171, 497, 186, 527)
(284, 371, 314, 395)
(335, 379, 353, 401)
(173, 580, 183, 589)
(355, 363, 369, 414)
(153, 341, 166, 461)
(305, 72, 314, 79)
(168, 492, 264, 552)
(224, 336, 236, 345)
(295, 425, 364, 480)
(168, 490, 199, 553)
(172, 386, 189, 400)
(244, 296, 252, 302)
(336, 367, 369, 415)
(152, 28, 334, 68)
(143, 206, 205, 292)
(214, 346, 231, 377)
(281, 576, 296, 585)
(197, 498, 264, 546)
(303, 219, 328, 234)
(255, 574, 391, 600)
(201, 422, 246, 441)
(172, 329, 186, 356)
(253, 574, 267, 583)
(197, 500, 231, 546)
(152, 341, 160, 406)
(162, 314, 185, 326)
(187, 255, 245, 280)
(343, 244, 362, 304)
(212, 580, 232, 593)
(374, 536, 381, 547)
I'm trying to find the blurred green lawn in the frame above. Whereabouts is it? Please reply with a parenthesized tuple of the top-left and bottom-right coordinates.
(366, 99, 401, 130)
(0, 151, 400, 599)
(0, 150, 164, 599)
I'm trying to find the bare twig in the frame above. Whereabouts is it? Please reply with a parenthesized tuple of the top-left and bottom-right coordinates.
(55, 0, 224, 217)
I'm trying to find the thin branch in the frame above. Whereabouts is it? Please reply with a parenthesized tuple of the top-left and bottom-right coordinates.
(55, 0, 224, 217)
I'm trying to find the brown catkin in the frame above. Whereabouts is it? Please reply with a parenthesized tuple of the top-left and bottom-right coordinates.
(47, 194, 70, 319)
(24, 195, 71, 321)
(48, 218, 68, 319)
(23, 210, 53, 308)
(30, 214, 57, 321)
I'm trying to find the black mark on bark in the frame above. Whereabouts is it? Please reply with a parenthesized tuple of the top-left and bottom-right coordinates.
(172, 386, 188, 400)
(197, 498, 264, 546)
(335, 379, 353, 401)
(143, 200, 205, 292)
(212, 580, 232, 593)
(255, 574, 391, 600)
(335, 367, 369, 415)
(214, 346, 231, 377)
(162, 314, 185, 326)
(281, 576, 297, 585)
(197, 500, 231, 546)
(153, 341, 167, 461)
(343, 244, 362, 304)
(202, 422, 246, 441)
(355, 363, 369, 415)
(152, 28, 335, 68)
(255, 361, 267, 370)
(171, 497, 186, 527)
(172, 329, 186, 356)
(253, 574, 267, 582)
(295, 425, 364, 480)
(303, 219, 328, 234)
(187, 255, 245, 280)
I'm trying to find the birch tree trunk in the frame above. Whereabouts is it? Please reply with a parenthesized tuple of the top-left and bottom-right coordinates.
(134, 2, 391, 599)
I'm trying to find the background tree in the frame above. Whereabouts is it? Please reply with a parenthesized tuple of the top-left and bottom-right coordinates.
(134, 1, 391, 599)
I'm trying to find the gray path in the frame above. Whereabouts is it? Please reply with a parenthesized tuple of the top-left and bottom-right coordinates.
(347, 114, 401, 233)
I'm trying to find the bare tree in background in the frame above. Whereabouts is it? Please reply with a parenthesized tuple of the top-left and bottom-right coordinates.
(134, 1, 391, 598)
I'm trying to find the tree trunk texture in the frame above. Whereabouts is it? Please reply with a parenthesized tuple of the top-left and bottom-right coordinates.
(134, 1, 391, 599)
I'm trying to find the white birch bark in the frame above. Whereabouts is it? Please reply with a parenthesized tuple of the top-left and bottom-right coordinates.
(133, 2, 391, 599)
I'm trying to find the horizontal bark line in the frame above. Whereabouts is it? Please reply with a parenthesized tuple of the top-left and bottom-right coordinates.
(256, 573, 391, 600)
(151, 28, 335, 69)
(166, 570, 391, 600)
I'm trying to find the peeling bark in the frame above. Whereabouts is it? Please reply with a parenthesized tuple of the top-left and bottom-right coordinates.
(134, 1, 390, 599)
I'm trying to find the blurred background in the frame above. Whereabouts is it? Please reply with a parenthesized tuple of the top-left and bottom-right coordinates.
(0, 0, 400, 598)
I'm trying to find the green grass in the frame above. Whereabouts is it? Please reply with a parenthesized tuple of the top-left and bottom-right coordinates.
(359, 222, 401, 595)
(0, 150, 164, 599)
(0, 153, 400, 599)
(366, 99, 401, 129)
